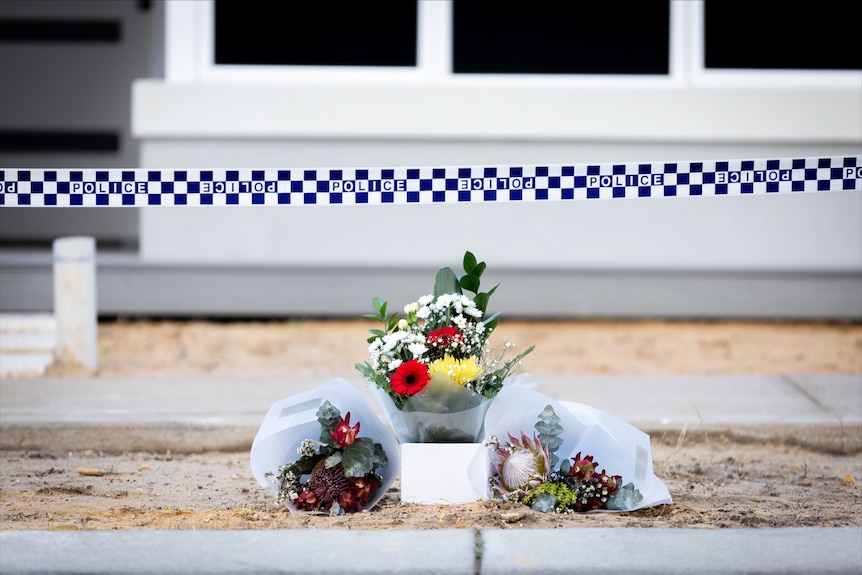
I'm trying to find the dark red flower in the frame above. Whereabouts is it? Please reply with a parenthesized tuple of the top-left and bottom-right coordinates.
(570, 452, 596, 481)
(390, 359, 430, 396)
(338, 489, 361, 513)
(330, 412, 360, 447)
(351, 476, 379, 503)
(294, 490, 318, 511)
(309, 460, 350, 509)
(427, 326, 463, 349)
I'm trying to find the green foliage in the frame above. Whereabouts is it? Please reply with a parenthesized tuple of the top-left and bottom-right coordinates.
(522, 481, 579, 509)
(372, 441, 388, 469)
(341, 437, 376, 477)
(433, 266, 462, 297)
(458, 251, 499, 320)
(355, 361, 407, 409)
(363, 297, 399, 343)
(535, 405, 564, 469)
(316, 401, 342, 444)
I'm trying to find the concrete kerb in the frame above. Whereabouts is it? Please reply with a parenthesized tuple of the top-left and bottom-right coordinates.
(1, 527, 861, 575)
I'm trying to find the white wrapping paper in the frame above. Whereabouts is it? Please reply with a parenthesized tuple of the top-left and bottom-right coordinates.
(482, 384, 672, 510)
(250, 378, 401, 513)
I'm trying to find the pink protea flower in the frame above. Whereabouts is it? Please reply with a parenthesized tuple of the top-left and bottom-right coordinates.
(490, 432, 551, 498)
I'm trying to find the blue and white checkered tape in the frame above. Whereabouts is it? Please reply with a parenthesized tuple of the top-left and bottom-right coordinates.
(1, 156, 859, 207)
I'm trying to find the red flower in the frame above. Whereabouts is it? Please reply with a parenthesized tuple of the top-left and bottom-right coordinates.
(330, 412, 360, 447)
(294, 490, 318, 511)
(570, 452, 597, 481)
(427, 326, 463, 349)
(351, 476, 379, 503)
(390, 360, 430, 396)
(338, 489, 361, 513)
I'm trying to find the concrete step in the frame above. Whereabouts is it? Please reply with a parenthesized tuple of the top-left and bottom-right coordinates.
(0, 313, 55, 378)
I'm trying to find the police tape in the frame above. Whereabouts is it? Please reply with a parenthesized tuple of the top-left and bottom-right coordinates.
(1, 156, 859, 207)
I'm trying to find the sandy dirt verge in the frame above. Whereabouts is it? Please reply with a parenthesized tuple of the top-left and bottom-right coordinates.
(2, 319, 860, 531)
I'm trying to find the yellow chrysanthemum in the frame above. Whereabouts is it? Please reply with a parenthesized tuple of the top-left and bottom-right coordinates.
(427, 355, 483, 387)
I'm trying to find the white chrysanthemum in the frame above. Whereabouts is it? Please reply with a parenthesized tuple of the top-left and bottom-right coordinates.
(407, 342, 428, 357)
(418, 294, 434, 306)
(464, 306, 483, 318)
(388, 358, 403, 371)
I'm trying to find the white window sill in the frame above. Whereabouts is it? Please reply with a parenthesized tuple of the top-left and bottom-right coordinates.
(131, 80, 861, 143)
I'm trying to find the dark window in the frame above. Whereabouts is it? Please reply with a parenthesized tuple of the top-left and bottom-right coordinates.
(0, 19, 121, 43)
(453, 2, 670, 75)
(704, 2, 861, 71)
(0, 130, 119, 153)
(214, 1, 417, 67)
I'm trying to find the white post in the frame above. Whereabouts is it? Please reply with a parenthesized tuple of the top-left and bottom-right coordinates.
(53, 237, 98, 370)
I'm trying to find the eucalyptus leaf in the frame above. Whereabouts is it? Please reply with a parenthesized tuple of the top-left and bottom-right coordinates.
(607, 482, 644, 511)
(324, 452, 342, 469)
(530, 492, 557, 513)
(372, 441, 388, 469)
(342, 437, 375, 477)
(535, 421, 564, 436)
(535, 404, 564, 469)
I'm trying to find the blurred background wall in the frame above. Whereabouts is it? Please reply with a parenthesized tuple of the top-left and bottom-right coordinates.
(1, 1, 860, 319)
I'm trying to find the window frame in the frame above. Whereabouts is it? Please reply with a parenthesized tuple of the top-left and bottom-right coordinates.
(167, 1, 859, 88)
(147, 0, 860, 145)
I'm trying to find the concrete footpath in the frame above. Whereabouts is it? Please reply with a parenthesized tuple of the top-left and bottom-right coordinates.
(0, 373, 860, 574)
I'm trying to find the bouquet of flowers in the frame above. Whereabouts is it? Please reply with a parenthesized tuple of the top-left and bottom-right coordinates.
(269, 400, 388, 515)
(486, 404, 644, 513)
(356, 251, 534, 443)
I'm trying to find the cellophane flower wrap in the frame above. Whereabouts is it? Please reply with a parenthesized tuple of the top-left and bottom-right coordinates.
(356, 252, 534, 443)
(483, 384, 672, 513)
(268, 400, 388, 515)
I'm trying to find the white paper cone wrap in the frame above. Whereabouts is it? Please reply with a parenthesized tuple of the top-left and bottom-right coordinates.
(483, 383, 672, 510)
(250, 378, 401, 513)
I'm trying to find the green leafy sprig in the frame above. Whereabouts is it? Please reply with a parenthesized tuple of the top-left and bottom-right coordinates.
(535, 404, 564, 469)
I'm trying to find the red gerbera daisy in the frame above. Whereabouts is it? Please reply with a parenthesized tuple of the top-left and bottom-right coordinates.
(390, 359, 430, 396)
